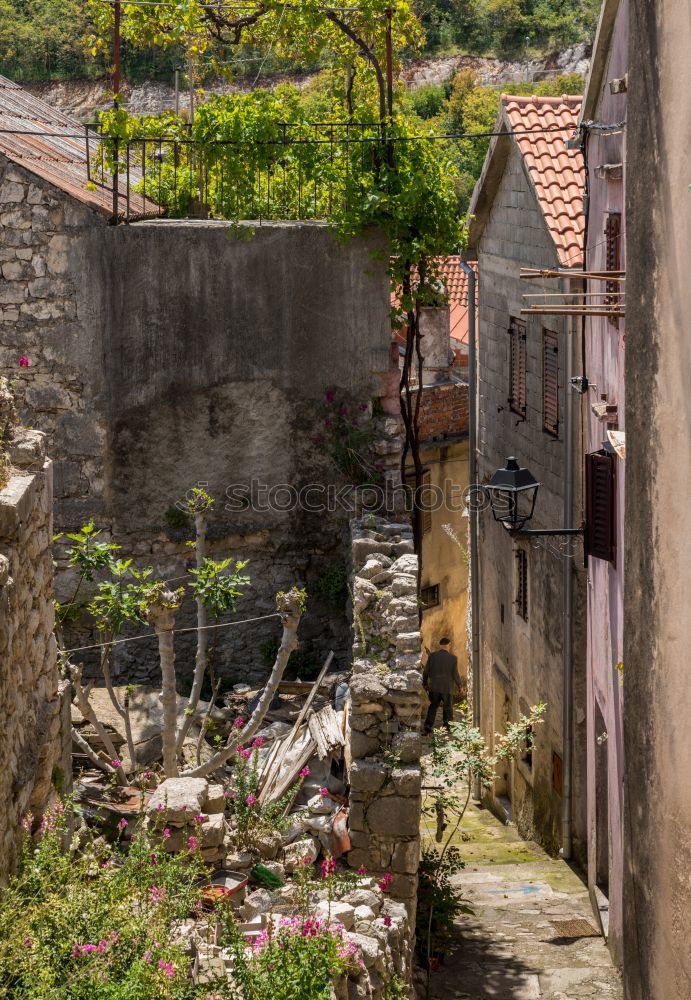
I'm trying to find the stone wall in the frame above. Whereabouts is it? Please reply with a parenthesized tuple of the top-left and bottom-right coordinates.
(0, 426, 66, 879)
(346, 517, 422, 922)
(475, 141, 587, 860)
(0, 153, 392, 686)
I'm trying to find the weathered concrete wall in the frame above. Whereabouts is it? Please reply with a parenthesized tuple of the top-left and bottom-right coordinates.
(418, 437, 469, 681)
(0, 158, 392, 685)
(346, 517, 422, 922)
(624, 1, 691, 996)
(476, 142, 587, 860)
(0, 427, 65, 879)
(583, 0, 628, 966)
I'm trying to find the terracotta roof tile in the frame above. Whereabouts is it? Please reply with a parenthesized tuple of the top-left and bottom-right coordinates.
(0, 74, 152, 218)
(501, 94, 585, 266)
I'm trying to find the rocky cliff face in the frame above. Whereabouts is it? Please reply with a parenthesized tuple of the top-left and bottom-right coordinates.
(24, 44, 590, 122)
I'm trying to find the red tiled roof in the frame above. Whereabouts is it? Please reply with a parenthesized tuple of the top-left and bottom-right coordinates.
(0, 74, 151, 218)
(436, 258, 476, 345)
(501, 94, 585, 267)
(392, 258, 477, 348)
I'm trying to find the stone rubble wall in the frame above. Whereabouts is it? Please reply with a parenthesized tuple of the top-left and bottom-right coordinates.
(346, 517, 423, 921)
(0, 153, 394, 686)
(0, 427, 67, 879)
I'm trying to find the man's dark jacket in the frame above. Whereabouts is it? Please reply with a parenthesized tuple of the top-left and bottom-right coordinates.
(423, 649, 461, 695)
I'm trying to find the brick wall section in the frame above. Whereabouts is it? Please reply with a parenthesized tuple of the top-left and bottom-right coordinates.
(0, 428, 67, 879)
(416, 381, 469, 442)
(346, 518, 422, 924)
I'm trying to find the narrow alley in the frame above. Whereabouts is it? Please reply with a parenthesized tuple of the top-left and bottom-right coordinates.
(427, 800, 623, 1000)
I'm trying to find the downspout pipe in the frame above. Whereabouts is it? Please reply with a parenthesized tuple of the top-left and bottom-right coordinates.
(460, 257, 481, 797)
(560, 276, 578, 861)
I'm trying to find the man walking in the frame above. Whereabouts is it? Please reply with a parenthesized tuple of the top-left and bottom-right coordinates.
(423, 637, 461, 734)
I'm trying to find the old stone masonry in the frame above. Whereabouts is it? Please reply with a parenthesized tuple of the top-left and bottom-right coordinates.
(347, 517, 423, 915)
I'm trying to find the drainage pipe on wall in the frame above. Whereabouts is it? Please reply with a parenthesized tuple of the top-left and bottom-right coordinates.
(460, 258, 481, 793)
(560, 278, 577, 861)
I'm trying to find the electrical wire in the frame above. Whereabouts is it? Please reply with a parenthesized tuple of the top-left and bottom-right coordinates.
(63, 611, 282, 655)
(0, 124, 583, 141)
(251, 1, 287, 87)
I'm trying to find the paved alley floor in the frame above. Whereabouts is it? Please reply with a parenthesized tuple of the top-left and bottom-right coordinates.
(424, 800, 623, 1000)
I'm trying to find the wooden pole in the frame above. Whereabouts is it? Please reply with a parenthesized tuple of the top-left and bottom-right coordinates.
(385, 10, 394, 120)
(112, 0, 121, 222)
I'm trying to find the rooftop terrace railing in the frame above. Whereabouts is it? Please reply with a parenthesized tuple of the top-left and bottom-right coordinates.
(87, 121, 389, 224)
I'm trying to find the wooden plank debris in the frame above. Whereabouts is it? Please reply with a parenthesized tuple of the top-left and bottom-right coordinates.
(256, 651, 334, 803)
(308, 704, 345, 760)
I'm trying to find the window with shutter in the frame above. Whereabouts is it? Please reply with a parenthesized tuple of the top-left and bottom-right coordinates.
(605, 212, 622, 327)
(508, 317, 527, 418)
(514, 548, 528, 621)
(420, 584, 440, 609)
(585, 449, 617, 563)
(542, 329, 559, 436)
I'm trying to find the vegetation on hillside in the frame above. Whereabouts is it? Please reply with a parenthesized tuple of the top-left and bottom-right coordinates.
(0, 0, 597, 84)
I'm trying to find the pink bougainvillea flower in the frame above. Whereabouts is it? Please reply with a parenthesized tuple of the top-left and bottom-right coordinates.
(111, 759, 122, 769)
(319, 787, 329, 798)
(149, 852, 158, 865)
(143, 770, 152, 779)
(18, 355, 29, 368)
(162, 828, 171, 839)
(97, 940, 108, 954)
(193, 813, 206, 825)
(357, 866, 368, 875)
(383, 915, 392, 927)
(149, 885, 166, 905)
(252, 736, 264, 748)
(299, 766, 310, 779)
(187, 835, 199, 851)
(233, 717, 245, 729)
(239, 748, 252, 760)
(245, 794, 257, 806)
(156, 803, 165, 813)
(378, 872, 393, 892)
(116, 818, 128, 831)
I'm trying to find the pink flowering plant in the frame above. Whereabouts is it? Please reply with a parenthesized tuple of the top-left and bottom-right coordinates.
(229, 738, 310, 851)
(221, 913, 357, 1000)
(318, 386, 382, 486)
(0, 800, 209, 998)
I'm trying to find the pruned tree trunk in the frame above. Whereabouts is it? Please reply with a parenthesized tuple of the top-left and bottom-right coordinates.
(70, 664, 128, 785)
(149, 591, 180, 778)
(99, 637, 138, 772)
(175, 509, 208, 752)
(183, 588, 304, 779)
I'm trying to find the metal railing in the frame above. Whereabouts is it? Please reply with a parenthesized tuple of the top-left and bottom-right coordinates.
(86, 121, 389, 223)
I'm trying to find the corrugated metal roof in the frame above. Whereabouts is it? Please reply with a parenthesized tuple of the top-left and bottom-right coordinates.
(0, 74, 152, 218)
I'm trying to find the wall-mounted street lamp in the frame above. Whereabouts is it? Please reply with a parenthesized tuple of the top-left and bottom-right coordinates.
(485, 457, 583, 537)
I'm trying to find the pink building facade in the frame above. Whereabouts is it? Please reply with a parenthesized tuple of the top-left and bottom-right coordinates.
(580, 0, 627, 966)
